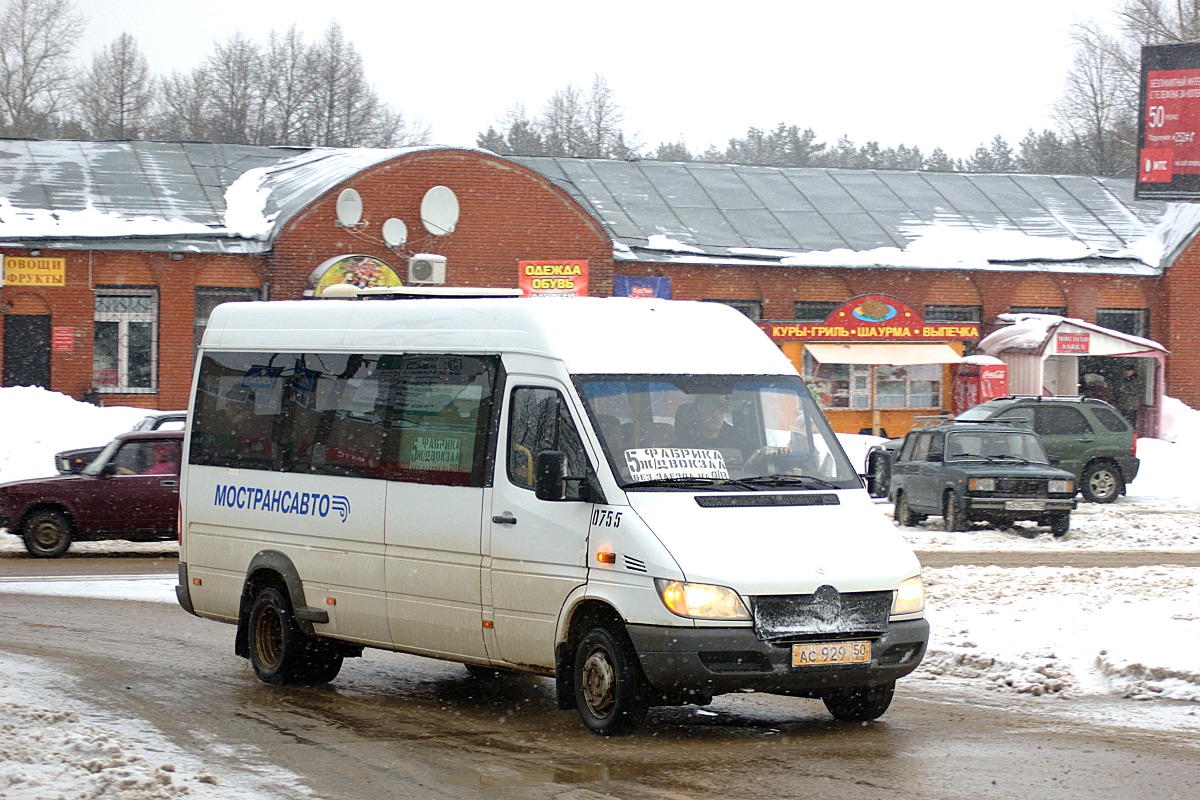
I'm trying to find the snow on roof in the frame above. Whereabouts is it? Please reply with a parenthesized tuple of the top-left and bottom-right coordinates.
(979, 313, 1170, 356)
(2, 141, 1197, 276)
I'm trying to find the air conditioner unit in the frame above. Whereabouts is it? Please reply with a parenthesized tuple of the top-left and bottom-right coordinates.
(407, 253, 446, 285)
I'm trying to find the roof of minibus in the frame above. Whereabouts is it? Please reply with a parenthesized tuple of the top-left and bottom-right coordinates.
(200, 296, 797, 376)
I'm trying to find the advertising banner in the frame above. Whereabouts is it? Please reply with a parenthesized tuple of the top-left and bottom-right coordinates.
(613, 275, 671, 298)
(1137, 42, 1200, 199)
(2, 256, 66, 286)
(519, 260, 588, 297)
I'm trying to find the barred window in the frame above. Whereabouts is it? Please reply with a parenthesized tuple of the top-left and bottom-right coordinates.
(93, 289, 157, 393)
(702, 299, 762, 320)
(925, 304, 981, 322)
(195, 288, 259, 354)
(1010, 305, 1067, 316)
(793, 301, 841, 322)
(1096, 308, 1148, 338)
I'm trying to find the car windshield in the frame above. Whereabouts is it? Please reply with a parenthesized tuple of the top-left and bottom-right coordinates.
(576, 374, 860, 489)
(944, 430, 1049, 463)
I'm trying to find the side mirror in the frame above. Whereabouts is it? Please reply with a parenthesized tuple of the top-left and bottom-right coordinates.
(535, 451, 568, 501)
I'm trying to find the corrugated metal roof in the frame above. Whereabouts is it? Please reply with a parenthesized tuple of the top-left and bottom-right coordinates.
(509, 156, 1180, 272)
(0, 140, 1185, 273)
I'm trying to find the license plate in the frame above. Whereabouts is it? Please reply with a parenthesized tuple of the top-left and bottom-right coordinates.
(791, 640, 871, 667)
(1005, 500, 1045, 511)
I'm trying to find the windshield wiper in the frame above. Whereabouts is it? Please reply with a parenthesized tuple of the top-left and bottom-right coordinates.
(622, 477, 760, 491)
(737, 475, 840, 490)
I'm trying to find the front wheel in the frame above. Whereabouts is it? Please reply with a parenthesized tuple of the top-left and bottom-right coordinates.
(21, 509, 73, 558)
(1080, 462, 1123, 503)
(823, 681, 895, 722)
(573, 624, 649, 736)
(247, 586, 342, 685)
(1048, 513, 1070, 537)
(944, 495, 970, 531)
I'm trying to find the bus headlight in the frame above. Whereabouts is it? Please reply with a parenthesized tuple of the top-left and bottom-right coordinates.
(891, 575, 925, 616)
(655, 579, 750, 620)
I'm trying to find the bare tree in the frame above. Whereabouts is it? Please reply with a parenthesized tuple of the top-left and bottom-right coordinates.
(0, 0, 84, 136)
(304, 22, 425, 147)
(260, 26, 311, 145)
(539, 82, 587, 156)
(205, 32, 264, 144)
(75, 32, 153, 139)
(147, 68, 214, 141)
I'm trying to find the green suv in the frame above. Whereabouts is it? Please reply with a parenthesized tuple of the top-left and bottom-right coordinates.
(955, 396, 1139, 503)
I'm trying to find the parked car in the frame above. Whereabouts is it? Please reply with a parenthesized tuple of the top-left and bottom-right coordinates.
(865, 396, 1138, 504)
(2, 430, 183, 557)
(54, 410, 186, 474)
(888, 420, 1077, 536)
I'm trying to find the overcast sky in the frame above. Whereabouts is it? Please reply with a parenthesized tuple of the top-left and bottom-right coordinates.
(71, 0, 1113, 159)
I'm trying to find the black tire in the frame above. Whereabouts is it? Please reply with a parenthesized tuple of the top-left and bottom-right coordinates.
(944, 494, 970, 532)
(867, 453, 891, 498)
(1080, 462, 1123, 504)
(823, 681, 895, 722)
(21, 509, 73, 558)
(894, 495, 924, 527)
(1048, 513, 1070, 537)
(573, 624, 649, 736)
(247, 586, 342, 685)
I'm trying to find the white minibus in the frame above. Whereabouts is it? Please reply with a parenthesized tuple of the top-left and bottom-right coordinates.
(175, 291, 927, 735)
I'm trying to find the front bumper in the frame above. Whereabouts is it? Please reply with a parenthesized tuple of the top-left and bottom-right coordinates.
(964, 496, 1075, 519)
(626, 618, 929, 698)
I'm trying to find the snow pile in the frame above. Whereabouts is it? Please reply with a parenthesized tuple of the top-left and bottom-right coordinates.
(0, 655, 244, 799)
(918, 565, 1200, 702)
(0, 387, 153, 484)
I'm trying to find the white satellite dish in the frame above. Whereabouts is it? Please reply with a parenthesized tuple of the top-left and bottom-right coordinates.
(382, 218, 408, 248)
(335, 188, 363, 227)
(420, 186, 460, 235)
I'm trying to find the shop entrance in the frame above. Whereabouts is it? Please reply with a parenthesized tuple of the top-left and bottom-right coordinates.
(2, 313, 51, 388)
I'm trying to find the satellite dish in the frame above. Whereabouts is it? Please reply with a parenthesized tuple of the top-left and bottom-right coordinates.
(335, 188, 363, 227)
(421, 186, 460, 235)
(382, 218, 408, 248)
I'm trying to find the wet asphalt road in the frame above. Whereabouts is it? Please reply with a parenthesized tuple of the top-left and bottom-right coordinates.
(2, 552, 1199, 799)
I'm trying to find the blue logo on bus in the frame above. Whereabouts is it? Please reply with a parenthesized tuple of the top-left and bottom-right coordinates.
(213, 484, 350, 523)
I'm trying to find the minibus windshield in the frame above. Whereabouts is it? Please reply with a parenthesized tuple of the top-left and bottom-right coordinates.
(576, 375, 861, 489)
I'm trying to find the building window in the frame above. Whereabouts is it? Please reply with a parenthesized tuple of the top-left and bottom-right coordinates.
(1096, 308, 1148, 338)
(703, 299, 762, 320)
(1010, 305, 1067, 316)
(93, 289, 157, 393)
(802, 352, 941, 410)
(794, 301, 841, 322)
(925, 304, 981, 322)
(195, 288, 260, 354)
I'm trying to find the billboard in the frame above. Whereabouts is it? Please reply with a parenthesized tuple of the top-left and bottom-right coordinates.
(1137, 42, 1200, 200)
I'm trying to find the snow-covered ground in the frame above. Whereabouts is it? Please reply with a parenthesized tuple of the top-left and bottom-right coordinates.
(2, 387, 1200, 797)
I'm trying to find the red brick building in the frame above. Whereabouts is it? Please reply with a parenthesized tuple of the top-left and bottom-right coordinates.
(2, 141, 1197, 436)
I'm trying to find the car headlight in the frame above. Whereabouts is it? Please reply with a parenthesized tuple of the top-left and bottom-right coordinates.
(892, 575, 925, 616)
(654, 579, 750, 620)
(1049, 479, 1074, 494)
(968, 477, 995, 491)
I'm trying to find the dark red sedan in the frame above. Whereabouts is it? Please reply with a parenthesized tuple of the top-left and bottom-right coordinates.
(0, 430, 182, 557)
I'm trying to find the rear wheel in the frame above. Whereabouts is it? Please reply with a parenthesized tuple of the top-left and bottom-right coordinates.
(247, 586, 342, 685)
(1081, 462, 1123, 503)
(823, 681, 895, 722)
(21, 509, 72, 558)
(573, 623, 649, 736)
